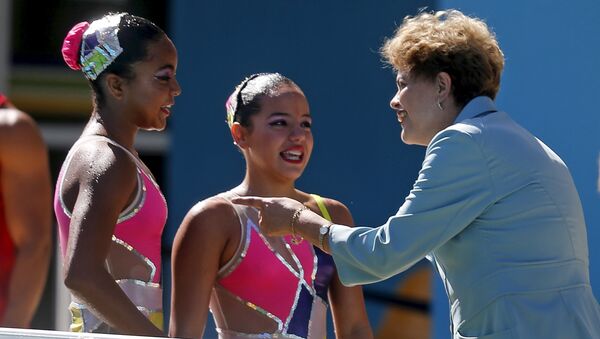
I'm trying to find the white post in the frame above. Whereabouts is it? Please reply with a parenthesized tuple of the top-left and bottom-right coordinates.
(54, 244, 70, 331)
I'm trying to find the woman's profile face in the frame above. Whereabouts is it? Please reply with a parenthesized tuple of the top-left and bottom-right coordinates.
(122, 35, 181, 131)
(389, 71, 449, 146)
(243, 85, 313, 182)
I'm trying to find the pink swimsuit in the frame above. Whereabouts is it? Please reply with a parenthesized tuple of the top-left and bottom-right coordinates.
(54, 136, 167, 332)
(213, 193, 336, 339)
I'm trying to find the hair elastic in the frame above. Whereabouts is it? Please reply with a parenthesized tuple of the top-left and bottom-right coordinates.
(61, 21, 90, 71)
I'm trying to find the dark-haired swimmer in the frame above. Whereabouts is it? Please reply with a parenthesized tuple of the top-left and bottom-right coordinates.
(55, 12, 180, 335)
(170, 73, 372, 339)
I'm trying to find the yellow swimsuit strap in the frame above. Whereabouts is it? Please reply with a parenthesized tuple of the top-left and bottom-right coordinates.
(310, 194, 332, 222)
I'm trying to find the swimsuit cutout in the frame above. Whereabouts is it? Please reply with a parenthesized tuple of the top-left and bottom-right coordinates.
(212, 192, 336, 339)
(54, 135, 167, 332)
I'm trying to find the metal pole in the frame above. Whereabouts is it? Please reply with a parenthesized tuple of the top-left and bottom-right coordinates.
(0, 0, 12, 93)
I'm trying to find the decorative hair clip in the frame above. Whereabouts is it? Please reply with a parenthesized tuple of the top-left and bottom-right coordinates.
(224, 74, 263, 128)
(80, 13, 126, 80)
(61, 13, 126, 80)
(225, 92, 237, 127)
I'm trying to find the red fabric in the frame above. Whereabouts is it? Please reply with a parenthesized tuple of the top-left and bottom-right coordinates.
(0, 166, 16, 319)
(0, 93, 9, 107)
(61, 22, 89, 70)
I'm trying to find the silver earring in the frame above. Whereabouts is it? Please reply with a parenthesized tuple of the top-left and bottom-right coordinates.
(437, 101, 444, 110)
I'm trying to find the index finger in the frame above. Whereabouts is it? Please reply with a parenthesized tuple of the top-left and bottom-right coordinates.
(231, 196, 266, 209)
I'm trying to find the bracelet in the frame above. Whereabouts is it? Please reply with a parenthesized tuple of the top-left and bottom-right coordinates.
(290, 205, 308, 245)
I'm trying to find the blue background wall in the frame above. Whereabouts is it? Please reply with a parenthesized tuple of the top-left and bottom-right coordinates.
(167, 1, 432, 243)
(169, 1, 600, 338)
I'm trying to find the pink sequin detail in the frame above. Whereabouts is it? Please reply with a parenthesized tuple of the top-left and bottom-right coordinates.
(218, 227, 315, 322)
(62, 22, 90, 70)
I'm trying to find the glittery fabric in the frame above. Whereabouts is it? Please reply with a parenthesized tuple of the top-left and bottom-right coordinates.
(68, 281, 163, 333)
(213, 196, 336, 338)
(79, 13, 125, 80)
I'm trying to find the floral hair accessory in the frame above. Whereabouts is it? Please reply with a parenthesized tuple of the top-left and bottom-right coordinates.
(79, 13, 126, 80)
(62, 21, 90, 70)
(225, 92, 237, 127)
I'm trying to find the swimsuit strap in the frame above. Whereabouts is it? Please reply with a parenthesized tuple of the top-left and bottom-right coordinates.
(74, 135, 147, 171)
(57, 135, 145, 220)
(310, 194, 332, 222)
(216, 192, 251, 278)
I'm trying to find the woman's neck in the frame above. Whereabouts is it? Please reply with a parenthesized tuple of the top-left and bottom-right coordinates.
(84, 110, 137, 151)
(234, 173, 298, 199)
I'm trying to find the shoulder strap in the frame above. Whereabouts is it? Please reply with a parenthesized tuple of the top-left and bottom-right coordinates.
(75, 135, 144, 168)
(73, 135, 160, 185)
(58, 135, 144, 220)
(310, 194, 332, 222)
(215, 193, 250, 278)
(61, 135, 140, 182)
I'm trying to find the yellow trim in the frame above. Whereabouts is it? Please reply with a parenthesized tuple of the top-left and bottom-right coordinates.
(148, 311, 164, 330)
(310, 194, 332, 222)
(68, 306, 83, 332)
(69, 305, 163, 332)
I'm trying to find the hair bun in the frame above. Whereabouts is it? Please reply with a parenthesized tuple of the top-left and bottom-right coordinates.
(61, 22, 90, 70)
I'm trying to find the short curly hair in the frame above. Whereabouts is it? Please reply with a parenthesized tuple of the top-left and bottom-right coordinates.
(381, 9, 504, 107)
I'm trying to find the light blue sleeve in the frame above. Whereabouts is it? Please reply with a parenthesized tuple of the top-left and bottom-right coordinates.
(329, 127, 498, 286)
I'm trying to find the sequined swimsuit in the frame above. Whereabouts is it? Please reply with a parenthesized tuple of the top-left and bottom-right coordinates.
(211, 193, 336, 339)
(54, 136, 167, 332)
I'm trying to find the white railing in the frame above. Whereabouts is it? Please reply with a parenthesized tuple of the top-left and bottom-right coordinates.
(0, 327, 164, 339)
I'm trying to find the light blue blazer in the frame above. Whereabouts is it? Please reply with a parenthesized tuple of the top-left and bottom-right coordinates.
(329, 96, 600, 338)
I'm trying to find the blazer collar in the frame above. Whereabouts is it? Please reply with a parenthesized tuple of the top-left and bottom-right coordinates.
(454, 96, 498, 123)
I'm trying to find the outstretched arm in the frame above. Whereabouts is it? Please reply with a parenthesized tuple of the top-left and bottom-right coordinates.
(232, 196, 329, 251)
(234, 129, 495, 286)
(319, 199, 373, 339)
(0, 110, 51, 327)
